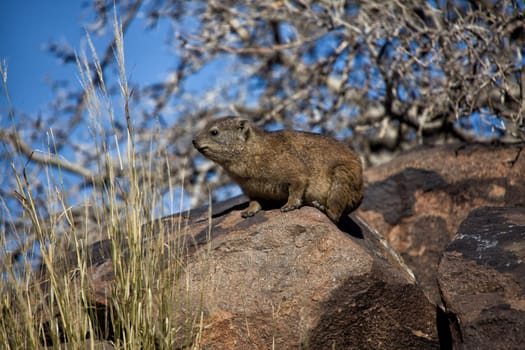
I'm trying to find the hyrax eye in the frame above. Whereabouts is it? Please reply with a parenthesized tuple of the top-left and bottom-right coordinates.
(210, 129, 219, 136)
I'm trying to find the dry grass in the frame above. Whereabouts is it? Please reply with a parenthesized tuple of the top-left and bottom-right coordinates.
(0, 15, 206, 350)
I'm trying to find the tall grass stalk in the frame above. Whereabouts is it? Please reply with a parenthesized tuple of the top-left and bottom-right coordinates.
(0, 15, 205, 349)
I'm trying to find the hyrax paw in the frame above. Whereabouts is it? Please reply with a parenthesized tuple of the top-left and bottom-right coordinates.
(311, 201, 326, 212)
(280, 204, 300, 212)
(241, 210, 256, 218)
(241, 200, 262, 218)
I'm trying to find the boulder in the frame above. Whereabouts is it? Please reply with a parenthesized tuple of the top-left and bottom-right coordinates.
(67, 199, 439, 349)
(437, 206, 525, 350)
(182, 207, 438, 349)
(358, 143, 525, 304)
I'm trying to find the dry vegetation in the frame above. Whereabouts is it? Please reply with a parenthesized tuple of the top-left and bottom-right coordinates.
(1, 16, 206, 349)
(0, 0, 524, 348)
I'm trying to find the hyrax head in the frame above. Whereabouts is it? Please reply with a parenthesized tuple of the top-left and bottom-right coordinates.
(192, 116, 253, 164)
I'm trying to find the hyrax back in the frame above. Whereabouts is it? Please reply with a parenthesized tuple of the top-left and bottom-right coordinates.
(192, 116, 363, 223)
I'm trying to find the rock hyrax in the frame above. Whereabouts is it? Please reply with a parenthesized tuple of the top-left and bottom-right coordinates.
(192, 116, 363, 223)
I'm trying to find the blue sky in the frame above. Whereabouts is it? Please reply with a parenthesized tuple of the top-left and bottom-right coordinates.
(0, 1, 83, 113)
(0, 1, 174, 116)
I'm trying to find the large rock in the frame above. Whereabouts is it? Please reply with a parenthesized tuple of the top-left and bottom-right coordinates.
(437, 206, 525, 350)
(358, 143, 525, 304)
(63, 199, 439, 349)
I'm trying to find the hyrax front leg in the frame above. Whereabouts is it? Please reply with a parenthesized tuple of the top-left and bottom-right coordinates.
(242, 200, 262, 218)
(281, 179, 307, 212)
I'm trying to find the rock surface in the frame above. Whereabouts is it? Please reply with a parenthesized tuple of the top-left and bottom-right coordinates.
(358, 143, 525, 304)
(183, 207, 438, 349)
(73, 200, 439, 349)
(437, 206, 525, 350)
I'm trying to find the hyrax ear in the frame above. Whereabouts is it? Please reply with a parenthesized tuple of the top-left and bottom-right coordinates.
(237, 119, 251, 140)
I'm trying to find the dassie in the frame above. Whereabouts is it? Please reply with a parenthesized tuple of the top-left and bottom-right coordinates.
(192, 116, 363, 223)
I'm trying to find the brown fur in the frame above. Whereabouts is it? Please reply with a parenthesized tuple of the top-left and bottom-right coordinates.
(192, 117, 363, 222)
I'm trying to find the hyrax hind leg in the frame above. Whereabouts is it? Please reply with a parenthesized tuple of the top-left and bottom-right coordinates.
(325, 165, 364, 222)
